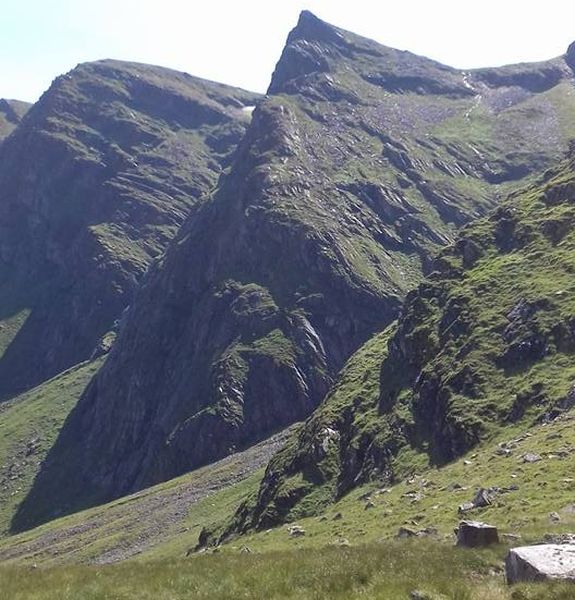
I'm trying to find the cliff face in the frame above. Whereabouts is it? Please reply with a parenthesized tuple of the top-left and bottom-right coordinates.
(219, 146, 575, 536)
(13, 13, 575, 530)
(0, 60, 259, 398)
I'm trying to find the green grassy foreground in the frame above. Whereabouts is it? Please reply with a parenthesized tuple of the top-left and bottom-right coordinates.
(0, 541, 572, 600)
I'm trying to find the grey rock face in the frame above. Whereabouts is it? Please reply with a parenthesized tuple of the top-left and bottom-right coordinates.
(506, 544, 575, 584)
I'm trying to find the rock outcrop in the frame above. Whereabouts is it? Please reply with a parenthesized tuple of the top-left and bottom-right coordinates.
(12, 14, 575, 530)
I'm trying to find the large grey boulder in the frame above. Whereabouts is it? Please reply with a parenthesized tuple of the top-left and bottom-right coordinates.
(506, 545, 575, 584)
(456, 520, 499, 547)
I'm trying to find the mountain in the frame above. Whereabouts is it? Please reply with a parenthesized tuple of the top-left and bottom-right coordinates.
(217, 144, 575, 536)
(0, 99, 31, 141)
(14, 12, 575, 531)
(0, 60, 259, 399)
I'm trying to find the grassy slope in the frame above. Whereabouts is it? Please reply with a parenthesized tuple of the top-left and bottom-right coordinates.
(0, 359, 103, 536)
(0, 428, 295, 564)
(2, 543, 575, 600)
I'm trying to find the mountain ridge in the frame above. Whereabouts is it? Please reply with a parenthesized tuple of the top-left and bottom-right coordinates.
(0, 59, 259, 399)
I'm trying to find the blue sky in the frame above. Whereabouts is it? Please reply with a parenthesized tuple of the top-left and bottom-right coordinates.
(2, 0, 574, 102)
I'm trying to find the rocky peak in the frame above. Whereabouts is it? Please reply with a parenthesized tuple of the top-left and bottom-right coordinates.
(267, 11, 344, 94)
(287, 10, 346, 45)
(268, 10, 473, 98)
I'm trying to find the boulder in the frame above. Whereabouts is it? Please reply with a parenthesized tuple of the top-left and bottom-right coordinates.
(458, 487, 497, 513)
(472, 488, 495, 508)
(456, 520, 499, 547)
(521, 452, 542, 463)
(506, 544, 575, 584)
(397, 527, 418, 538)
(288, 525, 306, 537)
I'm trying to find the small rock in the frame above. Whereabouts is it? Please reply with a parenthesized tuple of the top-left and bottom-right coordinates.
(549, 512, 561, 523)
(365, 501, 376, 510)
(410, 591, 436, 600)
(506, 544, 575, 584)
(456, 520, 499, 547)
(521, 452, 542, 463)
(458, 501, 476, 513)
(446, 482, 463, 491)
(473, 487, 495, 508)
(416, 527, 438, 537)
(333, 538, 350, 547)
(396, 527, 418, 538)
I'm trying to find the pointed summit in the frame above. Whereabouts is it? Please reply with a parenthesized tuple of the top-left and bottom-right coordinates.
(267, 10, 469, 96)
(267, 11, 347, 94)
(287, 10, 346, 45)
